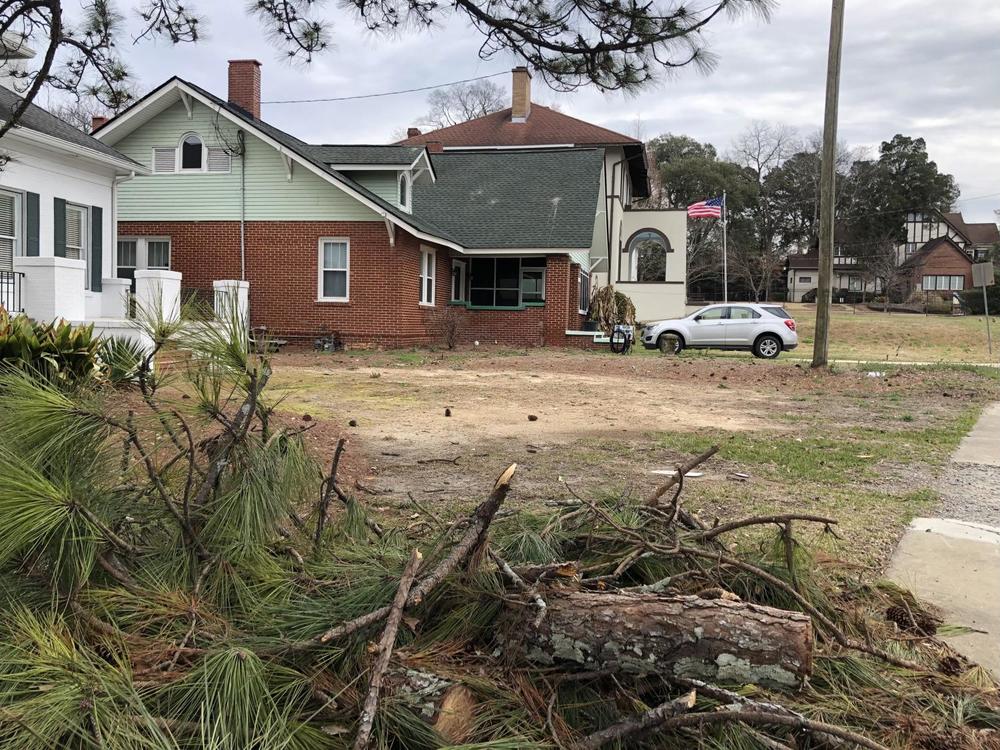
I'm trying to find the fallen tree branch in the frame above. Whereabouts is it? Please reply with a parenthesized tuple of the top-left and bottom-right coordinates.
(491, 550, 547, 627)
(576, 689, 696, 749)
(292, 464, 517, 650)
(693, 514, 838, 542)
(645, 446, 719, 507)
(353, 548, 423, 750)
(314, 438, 347, 550)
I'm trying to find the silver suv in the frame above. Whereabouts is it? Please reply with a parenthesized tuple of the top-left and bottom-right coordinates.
(640, 304, 799, 359)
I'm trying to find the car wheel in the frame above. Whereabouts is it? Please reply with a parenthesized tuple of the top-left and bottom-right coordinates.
(657, 332, 683, 355)
(753, 334, 782, 360)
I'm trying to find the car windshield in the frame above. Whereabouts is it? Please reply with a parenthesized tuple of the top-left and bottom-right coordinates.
(761, 306, 791, 319)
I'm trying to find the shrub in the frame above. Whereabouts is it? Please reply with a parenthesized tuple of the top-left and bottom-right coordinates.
(0, 311, 101, 383)
(588, 285, 636, 333)
(959, 283, 1000, 315)
(431, 305, 464, 349)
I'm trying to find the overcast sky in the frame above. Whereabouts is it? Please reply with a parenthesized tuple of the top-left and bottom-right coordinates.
(71, 0, 1000, 222)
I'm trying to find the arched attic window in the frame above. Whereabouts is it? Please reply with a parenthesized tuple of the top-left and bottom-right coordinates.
(398, 172, 411, 211)
(180, 133, 204, 170)
(626, 228, 672, 282)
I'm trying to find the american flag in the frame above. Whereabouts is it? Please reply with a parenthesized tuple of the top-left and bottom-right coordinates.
(687, 196, 724, 219)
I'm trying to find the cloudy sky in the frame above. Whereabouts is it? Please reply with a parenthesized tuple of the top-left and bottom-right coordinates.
(73, 0, 1000, 221)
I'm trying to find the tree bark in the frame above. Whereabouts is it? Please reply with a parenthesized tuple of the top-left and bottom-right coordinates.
(505, 591, 812, 690)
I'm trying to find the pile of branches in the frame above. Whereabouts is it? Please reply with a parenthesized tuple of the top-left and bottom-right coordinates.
(0, 312, 997, 750)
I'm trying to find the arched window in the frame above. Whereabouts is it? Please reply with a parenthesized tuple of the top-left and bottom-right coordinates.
(180, 133, 203, 170)
(398, 172, 411, 210)
(626, 229, 671, 282)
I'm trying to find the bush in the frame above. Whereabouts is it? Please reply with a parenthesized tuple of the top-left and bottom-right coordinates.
(588, 285, 636, 333)
(959, 283, 1000, 315)
(0, 311, 101, 383)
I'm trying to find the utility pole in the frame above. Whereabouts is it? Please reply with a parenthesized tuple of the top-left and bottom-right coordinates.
(811, 0, 846, 369)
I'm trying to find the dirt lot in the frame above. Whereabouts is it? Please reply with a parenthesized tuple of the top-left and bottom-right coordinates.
(268, 347, 1000, 568)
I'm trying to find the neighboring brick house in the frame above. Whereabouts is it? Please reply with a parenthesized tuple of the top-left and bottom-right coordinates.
(898, 237, 974, 297)
(785, 209, 1000, 302)
(400, 67, 687, 322)
(93, 61, 602, 347)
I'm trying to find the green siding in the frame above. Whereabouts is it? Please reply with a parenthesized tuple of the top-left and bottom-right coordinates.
(114, 100, 379, 222)
(346, 171, 399, 203)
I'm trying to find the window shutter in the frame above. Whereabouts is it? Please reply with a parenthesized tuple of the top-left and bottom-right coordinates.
(153, 148, 176, 173)
(90, 205, 102, 292)
(25, 192, 39, 256)
(207, 147, 231, 172)
(53, 197, 66, 257)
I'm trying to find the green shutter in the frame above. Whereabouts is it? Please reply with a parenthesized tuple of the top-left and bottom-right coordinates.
(90, 205, 102, 291)
(53, 197, 66, 257)
(25, 192, 39, 256)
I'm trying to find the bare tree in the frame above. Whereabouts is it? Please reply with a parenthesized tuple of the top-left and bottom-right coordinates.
(0, 0, 771, 137)
(730, 121, 799, 179)
(48, 96, 110, 132)
(420, 80, 506, 128)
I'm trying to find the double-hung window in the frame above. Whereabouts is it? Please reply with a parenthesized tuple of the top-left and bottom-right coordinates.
(578, 271, 590, 314)
(0, 189, 21, 271)
(318, 239, 349, 301)
(64, 204, 89, 288)
(450, 258, 467, 302)
(520, 258, 546, 304)
(116, 237, 171, 289)
(420, 247, 436, 306)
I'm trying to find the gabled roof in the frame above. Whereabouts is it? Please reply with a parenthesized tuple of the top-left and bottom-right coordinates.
(94, 77, 461, 249)
(0, 86, 143, 170)
(900, 237, 973, 270)
(411, 149, 603, 249)
(943, 212, 1000, 246)
(398, 103, 650, 199)
(398, 104, 640, 148)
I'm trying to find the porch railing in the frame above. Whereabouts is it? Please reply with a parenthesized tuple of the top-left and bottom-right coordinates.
(0, 271, 24, 314)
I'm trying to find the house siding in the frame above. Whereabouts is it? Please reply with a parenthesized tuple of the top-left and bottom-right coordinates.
(118, 220, 586, 347)
(346, 171, 399, 203)
(905, 243, 973, 293)
(113, 100, 380, 222)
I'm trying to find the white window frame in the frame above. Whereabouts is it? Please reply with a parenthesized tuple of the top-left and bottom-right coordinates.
(317, 238, 350, 302)
(178, 132, 205, 172)
(398, 171, 412, 213)
(419, 246, 436, 306)
(578, 270, 590, 314)
(0, 188, 23, 268)
(65, 203, 89, 289)
(450, 258, 467, 302)
(116, 236, 172, 274)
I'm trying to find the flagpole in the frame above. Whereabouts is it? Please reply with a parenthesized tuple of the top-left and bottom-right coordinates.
(722, 191, 728, 304)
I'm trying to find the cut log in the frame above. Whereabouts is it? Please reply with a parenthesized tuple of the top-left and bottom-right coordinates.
(391, 669, 477, 744)
(504, 590, 812, 690)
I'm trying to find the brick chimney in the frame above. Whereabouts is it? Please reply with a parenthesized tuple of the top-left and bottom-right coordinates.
(511, 66, 531, 122)
(426, 140, 444, 153)
(91, 115, 109, 132)
(228, 59, 262, 119)
(407, 127, 421, 138)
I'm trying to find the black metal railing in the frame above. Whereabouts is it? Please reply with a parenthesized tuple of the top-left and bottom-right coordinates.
(0, 270, 24, 313)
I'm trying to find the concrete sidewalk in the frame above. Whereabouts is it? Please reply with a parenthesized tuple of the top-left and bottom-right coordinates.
(888, 402, 1000, 676)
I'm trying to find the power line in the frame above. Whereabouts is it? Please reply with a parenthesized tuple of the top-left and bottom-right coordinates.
(261, 71, 507, 105)
(955, 190, 1000, 203)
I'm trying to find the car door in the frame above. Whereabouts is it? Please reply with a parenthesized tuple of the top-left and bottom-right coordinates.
(722, 306, 762, 345)
(687, 306, 728, 345)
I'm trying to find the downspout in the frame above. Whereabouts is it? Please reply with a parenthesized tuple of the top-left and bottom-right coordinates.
(238, 130, 246, 281)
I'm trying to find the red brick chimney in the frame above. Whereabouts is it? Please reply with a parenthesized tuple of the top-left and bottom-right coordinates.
(511, 66, 531, 122)
(407, 127, 421, 138)
(228, 59, 262, 119)
(90, 115, 109, 132)
(426, 140, 444, 153)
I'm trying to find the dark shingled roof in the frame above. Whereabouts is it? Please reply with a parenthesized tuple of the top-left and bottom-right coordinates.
(0, 86, 141, 165)
(944, 212, 1000, 246)
(305, 145, 424, 165)
(411, 148, 603, 249)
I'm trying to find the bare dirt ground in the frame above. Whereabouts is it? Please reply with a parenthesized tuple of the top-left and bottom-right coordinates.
(268, 347, 1000, 565)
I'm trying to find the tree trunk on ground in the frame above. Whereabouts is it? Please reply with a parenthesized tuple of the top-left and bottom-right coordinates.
(505, 591, 813, 690)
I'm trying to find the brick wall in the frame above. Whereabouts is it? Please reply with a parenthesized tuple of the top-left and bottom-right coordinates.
(909, 242, 973, 291)
(118, 219, 592, 348)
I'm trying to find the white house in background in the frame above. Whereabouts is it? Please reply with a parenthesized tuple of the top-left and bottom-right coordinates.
(0, 42, 196, 342)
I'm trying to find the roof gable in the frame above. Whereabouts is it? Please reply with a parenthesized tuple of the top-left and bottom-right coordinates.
(900, 237, 973, 269)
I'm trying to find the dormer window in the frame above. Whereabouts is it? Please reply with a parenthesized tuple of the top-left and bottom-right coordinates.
(398, 172, 411, 211)
(180, 133, 203, 170)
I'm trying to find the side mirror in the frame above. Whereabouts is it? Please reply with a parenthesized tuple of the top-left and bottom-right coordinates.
(693, 315, 702, 322)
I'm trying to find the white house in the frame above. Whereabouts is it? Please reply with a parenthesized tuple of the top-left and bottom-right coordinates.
(0, 41, 192, 342)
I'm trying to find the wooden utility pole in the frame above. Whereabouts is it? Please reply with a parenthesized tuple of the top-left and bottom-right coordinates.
(811, 0, 847, 368)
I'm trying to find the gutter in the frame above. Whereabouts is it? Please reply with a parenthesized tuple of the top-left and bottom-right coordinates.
(2, 123, 149, 175)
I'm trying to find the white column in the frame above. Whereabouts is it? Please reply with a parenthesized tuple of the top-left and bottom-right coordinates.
(212, 280, 249, 326)
(134, 269, 182, 323)
(13, 256, 87, 322)
(99, 278, 132, 320)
